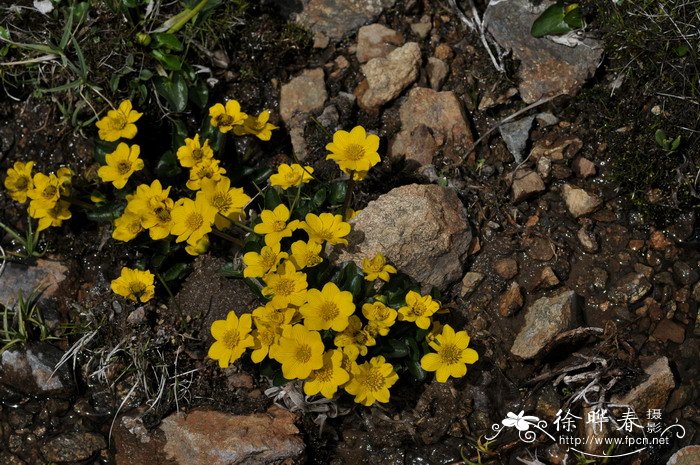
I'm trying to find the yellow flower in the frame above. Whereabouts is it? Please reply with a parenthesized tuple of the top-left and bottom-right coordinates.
(362, 254, 397, 282)
(4, 161, 34, 203)
(262, 261, 308, 309)
(200, 177, 251, 229)
(334, 315, 376, 360)
(125, 180, 171, 215)
(186, 158, 226, 191)
(252, 303, 296, 327)
(253, 204, 299, 246)
(290, 240, 323, 270)
(140, 197, 174, 240)
(344, 356, 398, 406)
(243, 243, 288, 278)
(176, 134, 214, 168)
(97, 143, 144, 189)
(269, 163, 314, 190)
(426, 320, 443, 345)
(326, 126, 381, 177)
(300, 282, 355, 332)
(251, 322, 283, 363)
(56, 167, 73, 197)
(96, 100, 142, 142)
(209, 100, 246, 133)
(304, 350, 350, 399)
(112, 210, 144, 242)
(301, 212, 351, 246)
(110, 267, 155, 303)
(347, 208, 362, 219)
(170, 193, 217, 245)
(185, 234, 210, 256)
(362, 302, 397, 337)
(27, 172, 60, 211)
(208, 311, 255, 369)
(31, 199, 72, 232)
(233, 110, 278, 141)
(398, 291, 440, 330)
(420, 324, 478, 382)
(271, 324, 324, 380)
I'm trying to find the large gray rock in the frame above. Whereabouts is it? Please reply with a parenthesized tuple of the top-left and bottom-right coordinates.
(667, 446, 700, 465)
(0, 342, 74, 397)
(358, 42, 421, 109)
(160, 407, 304, 465)
(390, 88, 474, 166)
(338, 184, 471, 291)
(484, 0, 603, 103)
(511, 290, 581, 359)
(296, 0, 396, 41)
(611, 357, 675, 416)
(0, 259, 68, 308)
(279, 68, 327, 123)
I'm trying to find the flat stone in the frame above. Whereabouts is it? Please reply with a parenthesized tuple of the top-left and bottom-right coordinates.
(612, 357, 675, 416)
(530, 135, 583, 161)
(667, 446, 700, 465)
(296, 0, 396, 41)
(511, 170, 546, 203)
(337, 184, 471, 291)
(0, 342, 74, 397)
(494, 258, 518, 280)
(279, 68, 327, 123)
(41, 432, 106, 463)
(460, 272, 484, 298)
(356, 23, 403, 63)
(499, 282, 523, 317)
(577, 227, 599, 253)
(426, 57, 449, 90)
(511, 290, 581, 359)
(0, 259, 68, 308)
(160, 407, 304, 465)
(523, 236, 555, 261)
(484, 0, 602, 103)
(358, 42, 421, 109)
(390, 87, 474, 166)
(610, 272, 652, 304)
(650, 230, 673, 250)
(561, 184, 602, 218)
(572, 157, 596, 178)
(536, 267, 560, 289)
(500, 115, 536, 163)
(652, 319, 686, 344)
(411, 19, 432, 39)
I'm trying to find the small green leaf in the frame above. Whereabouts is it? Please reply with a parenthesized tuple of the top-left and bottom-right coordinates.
(406, 359, 427, 381)
(329, 181, 347, 204)
(161, 263, 190, 281)
(171, 119, 188, 151)
(138, 68, 153, 81)
(674, 45, 689, 58)
(671, 135, 681, 151)
(264, 188, 282, 210)
(152, 33, 184, 52)
(94, 140, 117, 165)
(382, 339, 410, 358)
(311, 188, 327, 208)
(655, 129, 667, 148)
(154, 73, 188, 112)
(86, 202, 125, 222)
(151, 50, 182, 71)
(218, 262, 241, 277)
(189, 78, 209, 109)
(155, 150, 181, 179)
(563, 4, 583, 29)
(531, 3, 571, 38)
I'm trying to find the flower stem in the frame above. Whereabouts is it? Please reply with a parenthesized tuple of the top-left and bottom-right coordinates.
(211, 228, 243, 246)
(342, 174, 356, 220)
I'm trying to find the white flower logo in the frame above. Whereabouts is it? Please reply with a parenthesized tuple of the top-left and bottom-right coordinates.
(502, 411, 541, 431)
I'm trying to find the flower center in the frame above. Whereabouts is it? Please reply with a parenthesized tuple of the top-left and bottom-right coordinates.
(154, 206, 171, 222)
(117, 161, 132, 175)
(128, 221, 143, 234)
(344, 144, 366, 161)
(42, 185, 58, 199)
(128, 281, 146, 298)
(361, 367, 385, 392)
(355, 330, 370, 345)
(223, 329, 241, 350)
(274, 277, 295, 296)
(439, 343, 462, 365)
(197, 165, 214, 179)
(284, 171, 301, 183)
(110, 114, 127, 130)
(216, 114, 234, 127)
(212, 192, 232, 212)
(411, 303, 426, 317)
(316, 228, 334, 240)
(272, 220, 287, 232)
(185, 212, 204, 231)
(15, 176, 29, 190)
(314, 364, 334, 382)
(192, 148, 204, 161)
(295, 344, 312, 363)
(319, 302, 339, 322)
(261, 249, 278, 269)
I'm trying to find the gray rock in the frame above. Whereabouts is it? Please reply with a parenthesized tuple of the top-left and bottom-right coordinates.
(410, 18, 432, 39)
(561, 184, 602, 218)
(426, 57, 449, 90)
(460, 272, 484, 297)
(610, 272, 652, 304)
(577, 227, 599, 253)
(127, 306, 146, 326)
(41, 432, 106, 463)
(511, 170, 546, 203)
(537, 156, 552, 179)
(356, 23, 403, 63)
(296, 0, 396, 41)
(279, 68, 327, 123)
(667, 446, 700, 465)
(390, 88, 474, 166)
(359, 42, 421, 109)
(0, 342, 74, 397)
(0, 259, 68, 308)
(672, 261, 699, 286)
(160, 407, 304, 465)
(337, 184, 471, 291)
(484, 0, 602, 103)
(499, 115, 536, 163)
(511, 290, 581, 359)
(611, 357, 675, 416)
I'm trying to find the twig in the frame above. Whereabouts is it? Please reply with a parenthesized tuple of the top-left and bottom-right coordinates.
(448, 0, 505, 73)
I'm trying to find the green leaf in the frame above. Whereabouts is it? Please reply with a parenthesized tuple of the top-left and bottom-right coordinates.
(563, 4, 583, 29)
(86, 202, 125, 222)
(264, 188, 282, 210)
(138, 68, 153, 81)
(218, 262, 242, 277)
(671, 135, 681, 151)
(346, 275, 364, 300)
(155, 150, 181, 179)
(151, 50, 182, 71)
(171, 119, 188, 151)
(311, 188, 327, 208)
(94, 140, 117, 165)
(154, 73, 188, 112)
(674, 45, 689, 58)
(0, 27, 10, 57)
(249, 167, 274, 186)
(329, 181, 347, 204)
(406, 359, 427, 381)
(152, 33, 183, 52)
(655, 129, 667, 148)
(189, 78, 209, 109)
(531, 2, 571, 38)
(161, 263, 190, 281)
(381, 339, 410, 358)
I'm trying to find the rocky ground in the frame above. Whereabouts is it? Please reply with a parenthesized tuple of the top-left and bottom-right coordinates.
(0, 0, 698, 464)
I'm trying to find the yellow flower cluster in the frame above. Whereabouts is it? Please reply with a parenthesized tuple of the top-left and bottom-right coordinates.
(326, 126, 381, 181)
(95, 100, 145, 189)
(4, 161, 74, 232)
(209, 100, 278, 140)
